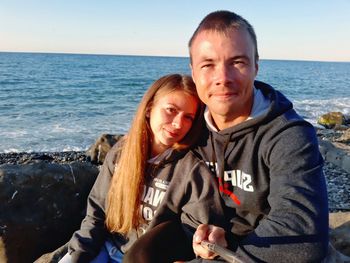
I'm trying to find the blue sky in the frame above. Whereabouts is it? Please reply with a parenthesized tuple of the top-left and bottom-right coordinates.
(1, 0, 349, 62)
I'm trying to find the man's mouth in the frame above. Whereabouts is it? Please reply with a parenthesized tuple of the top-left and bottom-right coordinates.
(211, 91, 238, 100)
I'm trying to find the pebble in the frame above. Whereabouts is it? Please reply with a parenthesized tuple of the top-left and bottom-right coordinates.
(324, 161, 350, 212)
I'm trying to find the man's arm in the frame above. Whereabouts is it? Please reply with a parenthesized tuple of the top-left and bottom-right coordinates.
(194, 124, 329, 262)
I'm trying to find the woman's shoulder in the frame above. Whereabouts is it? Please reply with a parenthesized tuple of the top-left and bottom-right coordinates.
(161, 148, 203, 165)
(104, 138, 125, 166)
(98, 139, 127, 180)
(170, 149, 209, 174)
(181, 149, 206, 164)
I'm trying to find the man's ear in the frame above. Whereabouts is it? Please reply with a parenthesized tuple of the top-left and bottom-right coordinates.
(255, 61, 259, 77)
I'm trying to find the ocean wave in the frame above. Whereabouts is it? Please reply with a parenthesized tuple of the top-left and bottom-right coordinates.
(294, 97, 350, 125)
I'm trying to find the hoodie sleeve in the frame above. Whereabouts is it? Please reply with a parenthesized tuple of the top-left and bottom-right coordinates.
(68, 146, 117, 263)
(230, 123, 329, 262)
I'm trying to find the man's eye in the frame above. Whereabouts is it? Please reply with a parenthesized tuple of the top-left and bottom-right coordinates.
(233, 60, 247, 66)
(201, 64, 212, 69)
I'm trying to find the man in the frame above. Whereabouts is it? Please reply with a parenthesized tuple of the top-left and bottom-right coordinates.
(124, 10, 329, 263)
(189, 10, 328, 262)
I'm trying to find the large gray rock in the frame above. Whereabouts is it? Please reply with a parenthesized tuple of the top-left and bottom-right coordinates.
(86, 134, 123, 164)
(319, 139, 350, 174)
(0, 161, 99, 263)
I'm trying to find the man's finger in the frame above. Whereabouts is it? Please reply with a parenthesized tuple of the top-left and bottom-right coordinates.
(193, 242, 217, 259)
(193, 224, 209, 243)
(207, 226, 227, 247)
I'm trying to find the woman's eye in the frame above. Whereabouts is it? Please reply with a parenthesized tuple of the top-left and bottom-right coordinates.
(185, 115, 194, 122)
(166, 107, 176, 114)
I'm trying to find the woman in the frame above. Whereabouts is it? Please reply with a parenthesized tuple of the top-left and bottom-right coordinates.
(60, 74, 226, 263)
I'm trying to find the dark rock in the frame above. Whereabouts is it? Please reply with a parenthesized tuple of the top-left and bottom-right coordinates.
(0, 161, 99, 263)
(333, 124, 350, 131)
(345, 115, 350, 125)
(86, 134, 123, 165)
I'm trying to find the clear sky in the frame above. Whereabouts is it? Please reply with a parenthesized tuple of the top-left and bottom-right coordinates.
(1, 0, 349, 62)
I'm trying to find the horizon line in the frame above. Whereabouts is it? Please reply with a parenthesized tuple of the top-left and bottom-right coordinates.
(1, 50, 349, 64)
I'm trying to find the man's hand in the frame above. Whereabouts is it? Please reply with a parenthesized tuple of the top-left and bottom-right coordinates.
(192, 224, 227, 259)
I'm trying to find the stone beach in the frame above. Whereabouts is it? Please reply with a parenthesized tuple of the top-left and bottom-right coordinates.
(0, 151, 89, 165)
(323, 161, 350, 212)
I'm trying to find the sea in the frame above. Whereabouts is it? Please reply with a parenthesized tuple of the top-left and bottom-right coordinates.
(0, 52, 349, 153)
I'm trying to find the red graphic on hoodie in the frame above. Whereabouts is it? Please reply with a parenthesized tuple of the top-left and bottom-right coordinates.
(218, 177, 241, 205)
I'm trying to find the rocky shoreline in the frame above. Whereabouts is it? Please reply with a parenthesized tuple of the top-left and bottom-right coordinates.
(0, 147, 349, 213)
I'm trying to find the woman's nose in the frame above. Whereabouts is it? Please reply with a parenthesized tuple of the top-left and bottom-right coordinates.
(172, 114, 183, 129)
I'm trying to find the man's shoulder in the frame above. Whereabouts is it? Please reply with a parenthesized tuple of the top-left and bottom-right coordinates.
(254, 80, 274, 91)
(261, 107, 314, 134)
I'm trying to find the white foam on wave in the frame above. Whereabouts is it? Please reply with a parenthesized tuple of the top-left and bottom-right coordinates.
(4, 148, 21, 153)
(62, 145, 87, 152)
(294, 97, 350, 125)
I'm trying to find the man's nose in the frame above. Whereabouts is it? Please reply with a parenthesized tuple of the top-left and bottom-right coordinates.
(215, 64, 233, 85)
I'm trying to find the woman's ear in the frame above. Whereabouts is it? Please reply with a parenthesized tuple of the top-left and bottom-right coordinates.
(145, 108, 151, 118)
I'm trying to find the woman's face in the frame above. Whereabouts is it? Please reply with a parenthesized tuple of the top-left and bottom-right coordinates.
(149, 90, 198, 156)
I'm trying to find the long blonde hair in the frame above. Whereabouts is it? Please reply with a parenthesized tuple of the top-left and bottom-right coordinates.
(105, 74, 204, 234)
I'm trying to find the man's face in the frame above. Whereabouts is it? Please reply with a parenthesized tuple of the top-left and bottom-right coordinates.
(190, 29, 258, 129)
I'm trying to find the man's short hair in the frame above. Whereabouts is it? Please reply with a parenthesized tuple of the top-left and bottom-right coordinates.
(188, 10, 259, 63)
